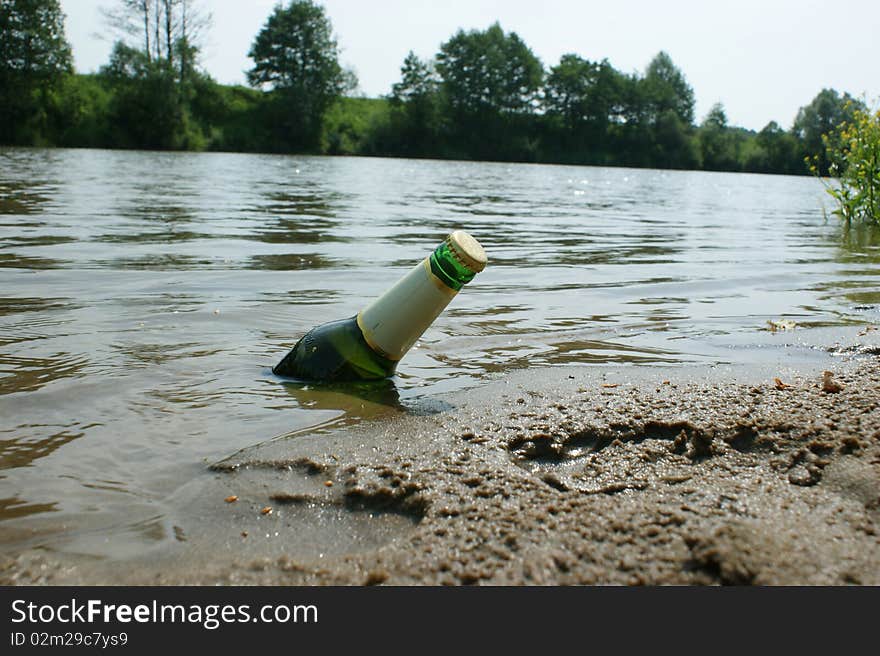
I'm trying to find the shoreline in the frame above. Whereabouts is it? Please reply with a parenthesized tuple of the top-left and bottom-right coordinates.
(2, 328, 879, 585)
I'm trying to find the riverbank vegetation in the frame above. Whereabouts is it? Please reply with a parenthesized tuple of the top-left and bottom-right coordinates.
(0, 0, 871, 178)
(817, 106, 880, 225)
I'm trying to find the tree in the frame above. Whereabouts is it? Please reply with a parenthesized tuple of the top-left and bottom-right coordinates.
(542, 55, 630, 163)
(102, 0, 210, 85)
(437, 23, 542, 118)
(435, 23, 542, 159)
(653, 109, 699, 169)
(747, 120, 800, 174)
(698, 102, 740, 171)
(247, 0, 348, 150)
(0, 0, 73, 144)
(590, 59, 629, 126)
(99, 41, 181, 148)
(549, 58, 627, 122)
(792, 88, 864, 174)
(544, 55, 627, 131)
(545, 54, 598, 130)
(388, 51, 443, 155)
(703, 102, 728, 130)
(607, 55, 695, 169)
(98, 0, 212, 149)
(641, 51, 695, 126)
(390, 51, 438, 106)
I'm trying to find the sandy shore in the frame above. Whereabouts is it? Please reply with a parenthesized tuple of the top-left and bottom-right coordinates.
(2, 328, 879, 585)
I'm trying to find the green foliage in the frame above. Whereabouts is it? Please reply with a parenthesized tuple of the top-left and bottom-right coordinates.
(53, 74, 114, 147)
(322, 97, 390, 155)
(637, 53, 698, 168)
(0, 5, 867, 179)
(652, 109, 700, 169)
(386, 51, 444, 156)
(641, 51, 695, 126)
(0, 0, 73, 144)
(541, 51, 698, 168)
(247, 0, 348, 151)
(390, 52, 438, 105)
(793, 88, 865, 174)
(545, 55, 625, 131)
(819, 106, 880, 225)
(437, 23, 542, 117)
(745, 121, 801, 174)
(698, 103, 740, 170)
(434, 23, 543, 160)
(545, 54, 593, 129)
(194, 83, 263, 152)
(99, 40, 203, 149)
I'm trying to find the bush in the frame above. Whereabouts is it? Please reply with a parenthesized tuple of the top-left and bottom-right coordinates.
(817, 105, 880, 226)
(321, 97, 391, 155)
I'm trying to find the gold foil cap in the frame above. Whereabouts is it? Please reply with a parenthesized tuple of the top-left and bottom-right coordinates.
(446, 230, 487, 273)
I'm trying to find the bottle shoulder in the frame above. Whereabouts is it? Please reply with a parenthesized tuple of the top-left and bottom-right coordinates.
(274, 315, 396, 381)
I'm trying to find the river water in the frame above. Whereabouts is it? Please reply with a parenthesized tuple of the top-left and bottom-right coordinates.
(1, 148, 878, 557)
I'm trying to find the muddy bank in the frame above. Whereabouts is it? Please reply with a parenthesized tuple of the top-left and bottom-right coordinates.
(2, 330, 879, 585)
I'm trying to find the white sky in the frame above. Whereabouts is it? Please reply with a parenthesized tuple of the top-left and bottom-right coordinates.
(59, 0, 879, 131)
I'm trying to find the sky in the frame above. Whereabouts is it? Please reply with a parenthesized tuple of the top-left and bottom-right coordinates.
(58, 0, 880, 132)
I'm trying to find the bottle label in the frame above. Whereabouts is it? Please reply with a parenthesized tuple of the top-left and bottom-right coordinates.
(357, 258, 457, 361)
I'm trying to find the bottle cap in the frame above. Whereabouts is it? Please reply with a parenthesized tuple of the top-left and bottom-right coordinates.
(446, 230, 487, 273)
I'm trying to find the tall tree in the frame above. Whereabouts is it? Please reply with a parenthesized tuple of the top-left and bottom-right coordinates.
(390, 51, 438, 105)
(388, 51, 443, 155)
(545, 54, 598, 131)
(545, 55, 626, 132)
(699, 102, 739, 170)
(653, 109, 699, 169)
(102, 0, 210, 72)
(247, 0, 347, 151)
(101, 1, 152, 60)
(435, 23, 542, 159)
(99, 41, 179, 148)
(0, 0, 73, 144)
(437, 23, 542, 118)
(99, 0, 212, 149)
(641, 51, 695, 126)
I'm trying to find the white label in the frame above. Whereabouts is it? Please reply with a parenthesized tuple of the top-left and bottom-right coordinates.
(357, 259, 457, 360)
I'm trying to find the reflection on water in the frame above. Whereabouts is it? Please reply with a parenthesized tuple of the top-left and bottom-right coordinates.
(0, 497, 57, 522)
(280, 377, 403, 414)
(0, 352, 90, 394)
(0, 296, 74, 318)
(0, 425, 85, 470)
(248, 252, 338, 270)
(0, 253, 62, 269)
(814, 222, 880, 307)
(255, 217, 346, 245)
(837, 221, 880, 257)
(0, 147, 878, 557)
(272, 378, 406, 438)
(0, 182, 53, 216)
(111, 342, 223, 368)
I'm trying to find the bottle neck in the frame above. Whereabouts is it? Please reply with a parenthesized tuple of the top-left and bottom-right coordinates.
(356, 233, 485, 362)
(428, 241, 477, 291)
(357, 256, 471, 362)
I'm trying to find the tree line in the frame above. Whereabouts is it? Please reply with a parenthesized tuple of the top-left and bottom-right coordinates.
(0, 0, 868, 175)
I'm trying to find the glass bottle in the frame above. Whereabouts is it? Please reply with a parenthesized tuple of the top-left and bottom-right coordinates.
(273, 230, 487, 381)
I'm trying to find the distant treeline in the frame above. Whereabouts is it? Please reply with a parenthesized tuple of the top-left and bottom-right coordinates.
(0, 0, 867, 175)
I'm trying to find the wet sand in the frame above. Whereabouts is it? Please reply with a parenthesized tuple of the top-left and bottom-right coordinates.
(2, 328, 879, 585)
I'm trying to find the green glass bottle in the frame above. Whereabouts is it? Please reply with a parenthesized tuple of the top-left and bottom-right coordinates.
(273, 230, 487, 381)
